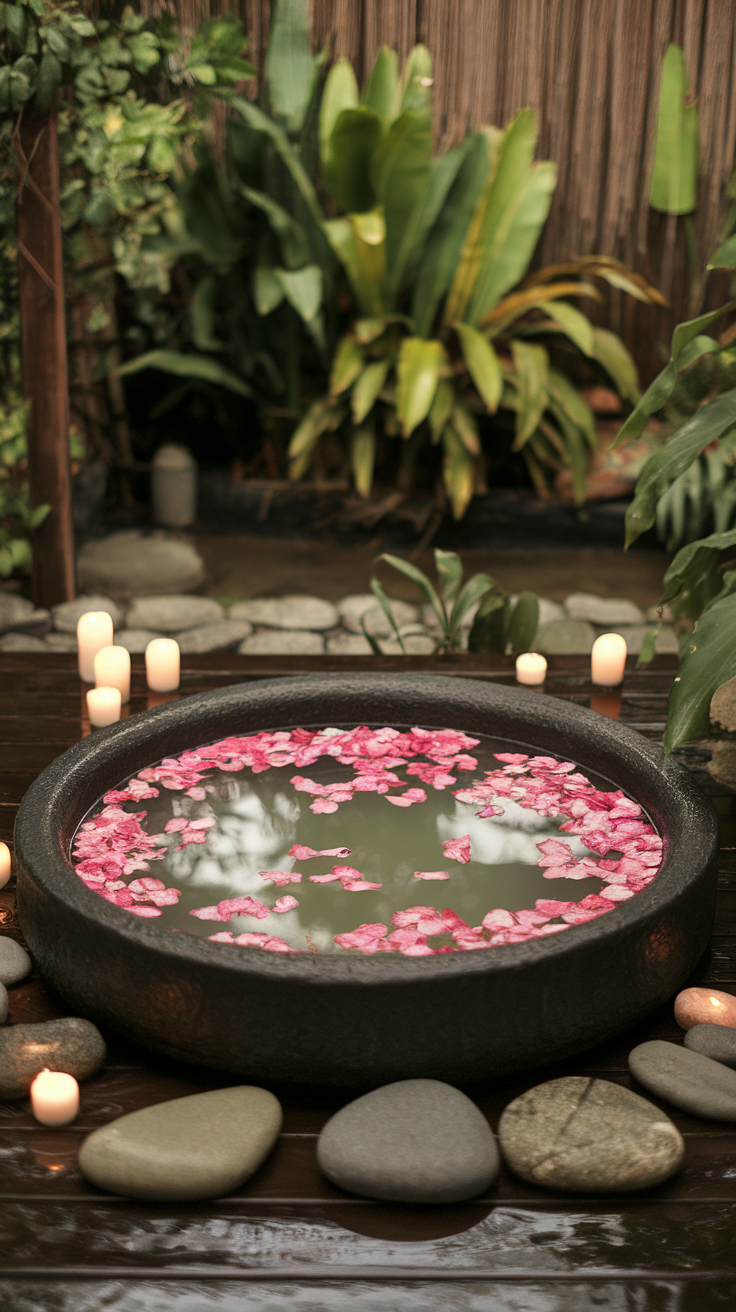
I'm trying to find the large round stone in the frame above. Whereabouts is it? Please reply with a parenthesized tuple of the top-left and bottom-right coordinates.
(77, 533, 206, 598)
(175, 620, 253, 653)
(498, 1076, 684, 1192)
(629, 1039, 736, 1120)
(0, 1018, 106, 1100)
(0, 593, 34, 631)
(115, 629, 162, 654)
(230, 596, 338, 631)
(564, 593, 645, 625)
(674, 987, 736, 1031)
(78, 1086, 282, 1201)
(52, 595, 123, 633)
(684, 1023, 736, 1069)
(338, 595, 419, 636)
(239, 630, 324, 655)
(317, 1079, 499, 1203)
(536, 620, 596, 655)
(0, 937, 31, 985)
(125, 595, 224, 633)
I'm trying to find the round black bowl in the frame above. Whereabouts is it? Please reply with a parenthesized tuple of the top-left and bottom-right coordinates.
(15, 673, 718, 1086)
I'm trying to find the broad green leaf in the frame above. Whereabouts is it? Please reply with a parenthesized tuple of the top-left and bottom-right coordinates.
(370, 577, 406, 651)
(353, 312, 411, 343)
(233, 98, 325, 229)
(329, 335, 364, 396)
(428, 378, 453, 441)
(484, 280, 600, 336)
(625, 388, 736, 546)
(117, 350, 253, 397)
(322, 107, 383, 212)
(265, 0, 318, 133)
(660, 527, 736, 621)
(275, 264, 322, 322)
(441, 426, 475, 519)
(434, 549, 464, 611)
(663, 592, 736, 751)
(351, 359, 390, 423)
(371, 107, 433, 300)
(396, 337, 444, 436)
(614, 360, 676, 447)
(511, 340, 549, 447)
(323, 211, 386, 317)
(636, 627, 659, 667)
(412, 132, 489, 336)
(399, 44, 433, 113)
(33, 49, 60, 110)
(677, 334, 719, 370)
(708, 234, 736, 269)
(450, 396, 481, 455)
(465, 162, 557, 326)
(375, 552, 444, 623)
(253, 262, 284, 315)
(288, 398, 336, 477)
(547, 368, 595, 448)
(241, 185, 309, 268)
(671, 301, 736, 362)
(650, 45, 698, 216)
(319, 56, 359, 162)
(351, 418, 376, 497)
(467, 588, 510, 653)
(455, 323, 502, 412)
(362, 45, 399, 119)
(542, 301, 594, 355)
(592, 327, 641, 404)
(190, 276, 223, 351)
(447, 570, 494, 634)
(400, 146, 468, 286)
(506, 591, 540, 655)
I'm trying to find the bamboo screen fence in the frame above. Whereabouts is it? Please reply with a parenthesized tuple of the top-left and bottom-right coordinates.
(137, 0, 736, 377)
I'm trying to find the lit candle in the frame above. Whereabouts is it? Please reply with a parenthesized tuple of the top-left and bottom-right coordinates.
(93, 644, 131, 704)
(0, 842, 10, 889)
(86, 686, 122, 728)
(77, 612, 114, 682)
(515, 652, 547, 686)
(591, 633, 627, 686)
(145, 638, 180, 692)
(30, 1069, 79, 1126)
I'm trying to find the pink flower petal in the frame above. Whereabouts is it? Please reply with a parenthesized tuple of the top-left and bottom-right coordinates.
(273, 895, 299, 912)
(413, 870, 450, 881)
(441, 835, 471, 864)
(258, 870, 302, 886)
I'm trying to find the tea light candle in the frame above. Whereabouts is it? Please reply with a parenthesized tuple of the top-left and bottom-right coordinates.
(516, 652, 547, 686)
(591, 633, 627, 686)
(93, 644, 131, 704)
(0, 841, 10, 889)
(145, 638, 180, 692)
(86, 685, 122, 727)
(77, 611, 114, 682)
(30, 1069, 79, 1126)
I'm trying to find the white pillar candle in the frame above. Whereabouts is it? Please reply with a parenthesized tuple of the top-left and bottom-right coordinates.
(0, 842, 10, 889)
(515, 652, 548, 686)
(77, 612, 114, 682)
(591, 633, 628, 686)
(93, 644, 131, 704)
(30, 1069, 79, 1126)
(145, 638, 180, 692)
(87, 685, 122, 728)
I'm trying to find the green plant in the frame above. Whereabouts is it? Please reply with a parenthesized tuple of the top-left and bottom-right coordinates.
(367, 548, 539, 655)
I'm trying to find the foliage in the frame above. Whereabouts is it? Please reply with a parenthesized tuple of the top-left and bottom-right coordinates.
(368, 548, 539, 655)
(650, 44, 698, 218)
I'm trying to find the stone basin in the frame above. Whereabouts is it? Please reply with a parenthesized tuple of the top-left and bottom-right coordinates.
(14, 674, 718, 1086)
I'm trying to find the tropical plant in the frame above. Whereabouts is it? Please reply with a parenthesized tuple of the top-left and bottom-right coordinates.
(368, 548, 539, 655)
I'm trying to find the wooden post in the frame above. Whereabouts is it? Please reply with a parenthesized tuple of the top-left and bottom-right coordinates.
(16, 106, 75, 608)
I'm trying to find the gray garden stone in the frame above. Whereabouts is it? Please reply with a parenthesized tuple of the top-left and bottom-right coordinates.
(629, 1039, 736, 1120)
(684, 1024, 736, 1069)
(339, 594, 419, 635)
(706, 742, 736, 792)
(498, 1075, 684, 1192)
(78, 1086, 282, 1201)
(176, 620, 253, 653)
(595, 624, 679, 655)
(230, 596, 338, 631)
(77, 532, 206, 597)
(52, 595, 123, 633)
(125, 595, 224, 633)
(382, 630, 437, 655)
(4, 607, 51, 637)
(538, 598, 566, 626)
(326, 632, 374, 655)
(536, 620, 596, 655)
(116, 629, 162, 654)
(44, 632, 79, 651)
(0, 633, 49, 652)
(0, 593, 34, 631)
(0, 937, 31, 985)
(238, 630, 324, 655)
(0, 1017, 106, 1100)
(711, 676, 736, 733)
(0, 982, 7, 1025)
(564, 593, 645, 625)
(317, 1079, 499, 1203)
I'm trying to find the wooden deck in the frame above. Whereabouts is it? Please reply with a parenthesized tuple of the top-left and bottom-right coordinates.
(1, 650, 734, 1311)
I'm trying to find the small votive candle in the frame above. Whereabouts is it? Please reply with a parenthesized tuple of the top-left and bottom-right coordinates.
(77, 611, 114, 682)
(591, 633, 627, 686)
(30, 1069, 79, 1126)
(145, 638, 180, 692)
(0, 841, 10, 889)
(87, 685, 122, 728)
(516, 652, 548, 686)
(93, 644, 131, 704)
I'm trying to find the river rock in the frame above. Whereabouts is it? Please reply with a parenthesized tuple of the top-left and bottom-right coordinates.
(230, 596, 338, 631)
(498, 1075, 684, 1192)
(711, 677, 736, 733)
(115, 629, 161, 654)
(175, 620, 253, 653)
(0, 937, 31, 985)
(564, 593, 645, 625)
(684, 1024, 736, 1068)
(382, 631, 437, 655)
(629, 1039, 736, 1120)
(317, 1079, 499, 1203)
(239, 630, 324, 655)
(78, 1086, 282, 1201)
(44, 632, 80, 651)
(0, 633, 48, 652)
(126, 595, 224, 633)
(326, 632, 374, 655)
(0, 1018, 106, 1100)
(0, 982, 8, 1025)
(674, 987, 736, 1031)
(339, 594, 419, 636)
(536, 620, 596, 655)
(77, 532, 206, 598)
(0, 593, 34, 632)
(5, 608, 51, 637)
(52, 595, 123, 633)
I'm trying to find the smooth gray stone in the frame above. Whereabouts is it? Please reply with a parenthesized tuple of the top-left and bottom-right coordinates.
(175, 619, 253, 653)
(126, 594, 224, 633)
(0, 937, 31, 985)
(564, 593, 645, 625)
(77, 532, 206, 598)
(317, 1079, 499, 1204)
(51, 595, 123, 633)
(0, 593, 34, 631)
(536, 620, 596, 655)
(239, 629, 324, 655)
(326, 632, 374, 655)
(0, 1018, 106, 1100)
(498, 1076, 684, 1192)
(230, 596, 338, 631)
(711, 676, 736, 733)
(338, 594, 419, 636)
(0, 633, 48, 652)
(79, 1086, 282, 1201)
(44, 632, 79, 651)
(684, 1024, 736, 1069)
(0, 982, 7, 1025)
(630, 1039, 736, 1120)
(115, 628, 162, 654)
(5, 607, 52, 637)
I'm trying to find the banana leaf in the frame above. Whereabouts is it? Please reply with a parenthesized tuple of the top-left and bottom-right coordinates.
(253, 262, 285, 315)
(591, 327, 641, 404)
(511, 340, 549, 447)
(351, 418, 376, 496)
(522, 257, 666, 306)
(708, 234, 736, 269)
(321, 107, 384, 212)
(547, 368, 595, 447)
(329, 336, 364, 396)
(441, 425, 475, 519)
(323, 211, 386, 317)
(275, 264, 322, 322)
(484, 281, 600, 334)
(450, 396, 481, 455)
(465, 162, 557, 326)
(659, 527, 736, 620)
(663, 591, 736, 751)
(241, 185, 310, 268)
(399, 44, 433, 114)
(117, 350, 253, 396)
(455, 323, 502, 412)
(399, 146, 469, 288)
(396, 337, 444, 436)
(362, 45, 399, 119)
(650, 44, 698, 216)
(541, 301, 594, 355)
(319, 56, 359, 162)
(352, 359, 391, 423)
(233, 97, 325, 230)
(370, 107, 433, 301)
(288, 397, 339, 477)
(428, 378, 453, 441)
(265, 0, 319, 135)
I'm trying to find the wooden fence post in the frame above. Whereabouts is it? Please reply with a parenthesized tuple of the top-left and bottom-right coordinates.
(16, 106, 76, 609)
